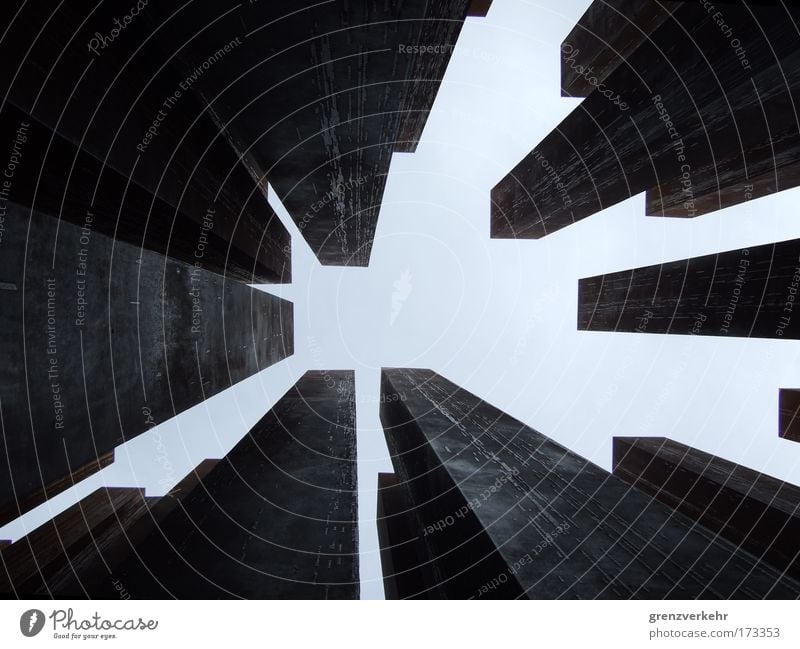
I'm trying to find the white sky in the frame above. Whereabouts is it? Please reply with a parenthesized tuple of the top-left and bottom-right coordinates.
(4, 0, 800, 601)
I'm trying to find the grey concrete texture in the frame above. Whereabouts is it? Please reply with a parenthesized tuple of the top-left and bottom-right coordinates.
(379, 368, 800, 599)
(578, 238, 800, 339)
(779, 389, 800, 443)
(0, 3, 291, 283)
(376, 472, 443, 599)
(0, 461, 219, 598)
(492, 1, 800, 238)
(0, 202, 293, 527)
(76, 371, 360, 599)
(134, 1, 485, 265)
(613, 437, 800, 582)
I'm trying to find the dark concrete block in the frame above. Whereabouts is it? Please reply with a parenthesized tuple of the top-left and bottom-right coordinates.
(0, 203, 293, 526)
(561, 1, 680, 97)
(376, 472, 442, 600)
(467, 0, 493, 16)
(145, 460, 221, 524)
(645, 158, 800, 219)
(393, 1, 489, 154)
(0, 460, 220, 598)
(380, 368, 800, 599)
(0, 3, 291, 283)
(89, 371, 359, 599)
(141, 1, 479, 266)
(779, 389, 800, 443)
(578, 238, 800, 339)
(0, 104, 289, 283)
(613, 437, 800, 582)
(0, 488, 152, 598)
(0, 453, 113, 534)
(493, 2, 800, 239)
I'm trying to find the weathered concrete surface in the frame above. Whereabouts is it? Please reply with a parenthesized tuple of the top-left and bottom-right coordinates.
(0, 103, 288, 283)
(0, 488, 152, 598)
(0, 461, 219, 598)
(779, 389, 800, 443)
(0, 203, 293, 527)
(493, 2, 800, 238)
(578, 238, 800, 339)
(560, 1, 681, 98)
(0, 3, 291, 283)
(141, 1, 487, 266)
(467, 0, 493, 16)
(380, 368, 800, 599)
(0, 453, 114, 533)
(376, 472, 442, 600)
(613, 437, 800, 582)
(82, 371, 359, 599)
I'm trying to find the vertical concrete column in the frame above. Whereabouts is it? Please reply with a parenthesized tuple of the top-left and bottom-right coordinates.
(613, 437, 800, 581)
(0, 205, 293, 527)
(492, 2, 800, 239)
(90, 371, 359, 599)
(379, 368, 800, 598)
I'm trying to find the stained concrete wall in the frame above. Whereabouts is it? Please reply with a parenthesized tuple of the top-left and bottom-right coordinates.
(0, 461, 219, 598)
(379, 368, 800, 598)
(0, 488, 153, 598)
(0, 2, 291, 282)
(0, 202, 293, 527)
(779, 389, 800, 443)
(74, 371, 360, 599)
(139, 1, 488, 266)
(493, 2, 800, 239)
(560, 1, 681, 98)
(613, 437, 800, 582)
(376, 472, 442, 600)
(578, 238, 800, 339)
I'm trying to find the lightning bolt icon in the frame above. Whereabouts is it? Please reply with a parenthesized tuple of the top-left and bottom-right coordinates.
(28, 611, 37, 632)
